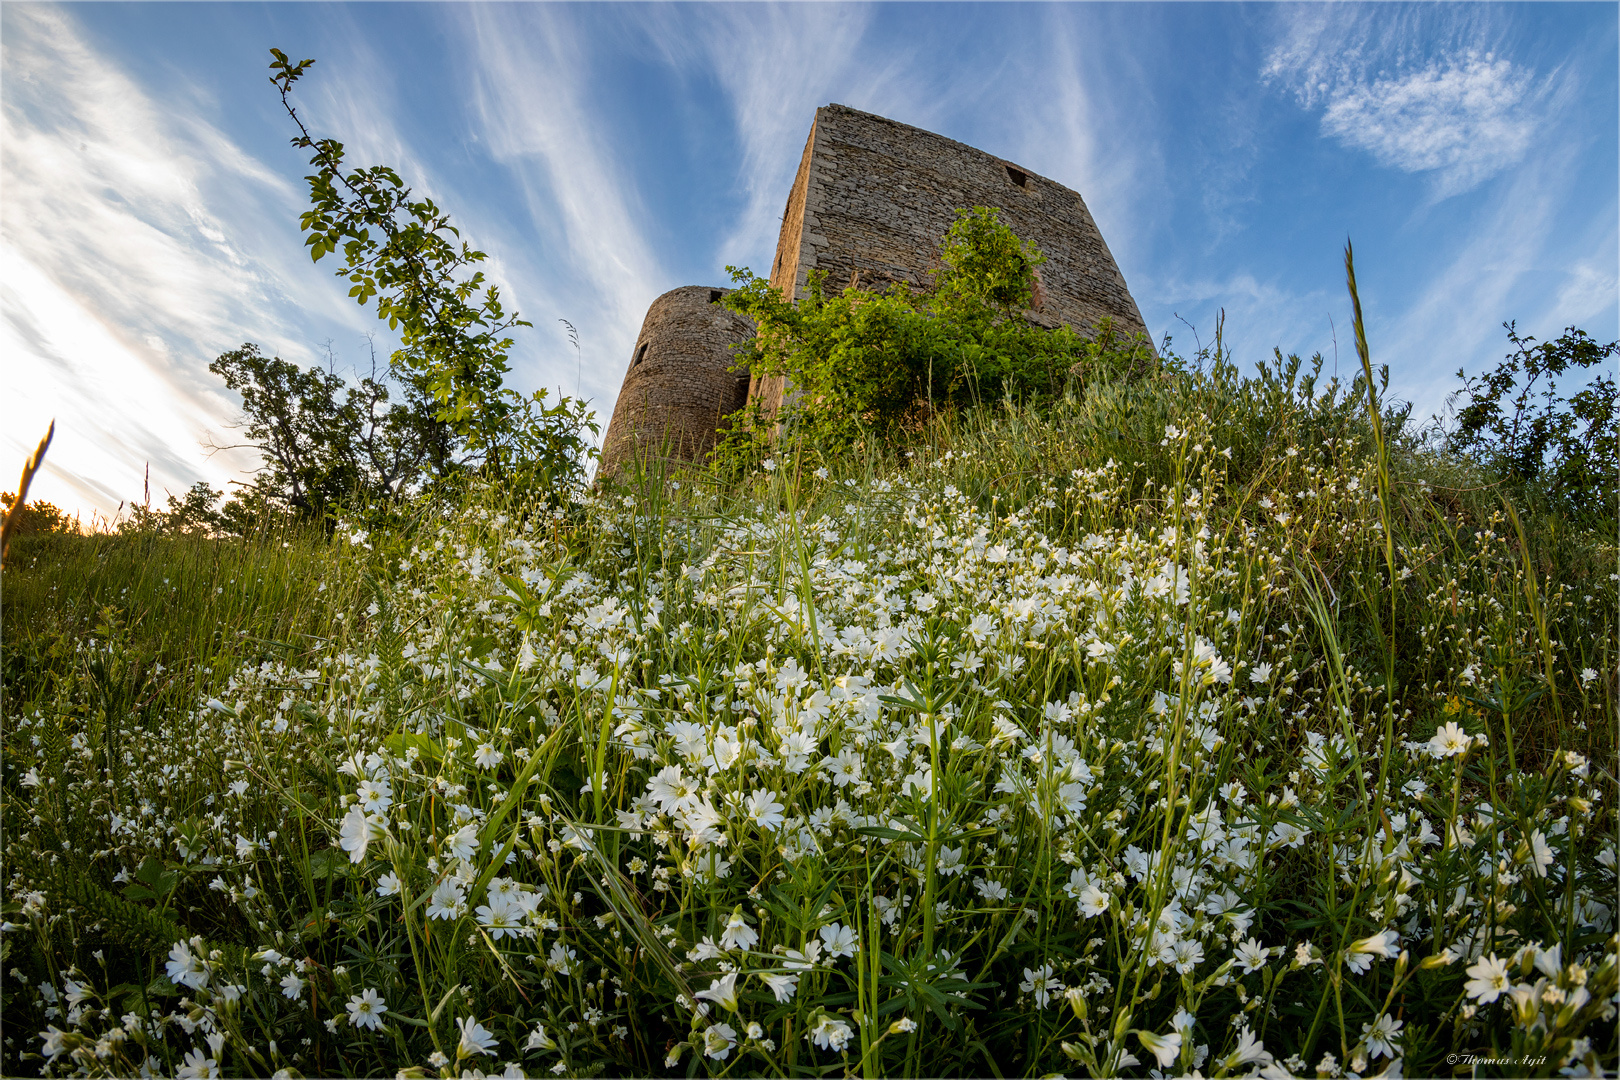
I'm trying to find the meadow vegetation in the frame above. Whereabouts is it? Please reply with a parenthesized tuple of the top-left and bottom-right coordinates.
(4, 313, 1616, 1078)
(1, 52, 1615, 1078)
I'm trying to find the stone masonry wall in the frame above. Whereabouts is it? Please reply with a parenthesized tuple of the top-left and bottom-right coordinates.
(750, 103, 1149, 418)
(597, 286, 753, 478)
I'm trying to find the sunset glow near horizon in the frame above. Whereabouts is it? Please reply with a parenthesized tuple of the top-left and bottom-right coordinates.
(3, 3, 1615, 523)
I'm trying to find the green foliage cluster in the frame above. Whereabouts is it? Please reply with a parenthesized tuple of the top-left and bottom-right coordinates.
(207, 342, 455, 521)
(716, 207, 1156, 457)
(1447, 323, 1618, 523)
(0, 493, 76, 538)
(116, 483, 230, 537)
(267, 49, 594, 497)
(106, 480, 306, 541)
(6, 481, 280, 545)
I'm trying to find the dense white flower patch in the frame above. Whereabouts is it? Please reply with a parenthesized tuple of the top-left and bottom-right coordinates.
(6, 441, 1617, 1078)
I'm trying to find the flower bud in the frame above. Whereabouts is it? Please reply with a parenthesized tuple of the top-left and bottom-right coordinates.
(1507, 982, 1540, 1027)
(1554, 986, 1591, 1029)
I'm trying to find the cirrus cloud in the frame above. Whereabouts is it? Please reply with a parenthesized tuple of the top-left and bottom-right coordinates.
(1263, 10, 1546, 197)
(1316, 53, 1536, 194)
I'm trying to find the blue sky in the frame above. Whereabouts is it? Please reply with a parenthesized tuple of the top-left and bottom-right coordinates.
(4, 2, 1615, 522)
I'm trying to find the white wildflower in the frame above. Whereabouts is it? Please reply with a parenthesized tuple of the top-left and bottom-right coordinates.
(346, 988, 387, 1031)
(1463, 953, 1511, 1003)
(457, 1016, 498, 1058)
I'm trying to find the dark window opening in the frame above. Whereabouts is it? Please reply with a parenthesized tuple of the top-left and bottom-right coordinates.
(708, 289, 723, 304)
(774, 253, 782, 274)
(633, 343, 648, 366)
(1005, 164, 1028, 189)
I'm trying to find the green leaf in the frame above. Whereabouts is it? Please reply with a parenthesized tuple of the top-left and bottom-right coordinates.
(305, 847, 347, 881)
(133, 857, 178, 897)
(383, 731, 442, 765)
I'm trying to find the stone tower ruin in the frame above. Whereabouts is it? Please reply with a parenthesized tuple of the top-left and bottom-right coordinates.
(597, 104, 1148, 477)
(596, 286, 754, 477)
(751, 104, 1151, 418)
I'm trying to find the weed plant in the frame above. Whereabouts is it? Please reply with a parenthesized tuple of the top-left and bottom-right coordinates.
(4, 521, 363, 712)
(2, 350, 1615, 1079)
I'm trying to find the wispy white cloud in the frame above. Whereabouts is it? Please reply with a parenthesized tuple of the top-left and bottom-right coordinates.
(1263, 9, 1545, 197)
(1379, 145, 1610, 419)
(1000, 8, 1161, 301)
(451, 5, 671, 416)
(0, 6, 367, 520)
(1251, 4, 1614, 418)
(1, 240, 238, 520)
(651, 5, 897, 272)
(1319, 54, 1535, 195)
(449, 4, 941, 417)
(1552, 251, 1620, 332)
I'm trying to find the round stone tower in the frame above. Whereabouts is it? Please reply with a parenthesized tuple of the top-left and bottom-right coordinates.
(596, 286, 753, 479)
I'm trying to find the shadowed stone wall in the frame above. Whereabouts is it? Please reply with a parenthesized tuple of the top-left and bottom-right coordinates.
(750, 103, 1148, 417)
(597, 286, 753, 478)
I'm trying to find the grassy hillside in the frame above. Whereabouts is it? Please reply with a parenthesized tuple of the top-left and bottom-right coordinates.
(2, 353, 1615, 1079)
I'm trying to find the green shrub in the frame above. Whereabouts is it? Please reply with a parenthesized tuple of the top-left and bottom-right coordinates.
(1447, 323, 1618, 525)
(716, 207, 1156, 458)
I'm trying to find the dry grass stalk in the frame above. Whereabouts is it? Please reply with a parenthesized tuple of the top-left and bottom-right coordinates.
(1, 420, 56, 567)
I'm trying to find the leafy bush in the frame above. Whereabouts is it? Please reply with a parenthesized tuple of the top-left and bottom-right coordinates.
(716, 207, 1156, 456)
(0, 494, 76, 539)
(207, 343, 455, 521)
(1447, 323, 1618, 522)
